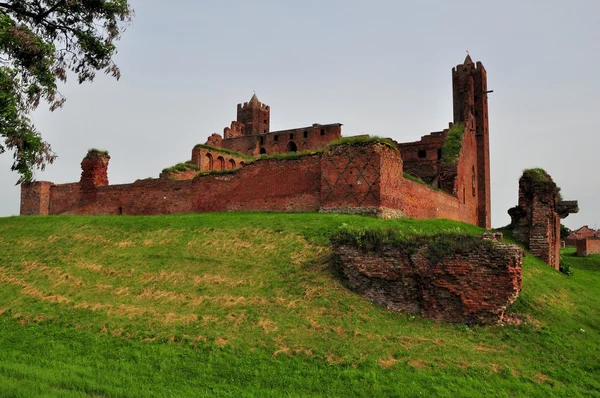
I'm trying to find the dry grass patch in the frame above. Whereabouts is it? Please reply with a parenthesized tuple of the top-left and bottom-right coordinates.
(256, 318, 278, 334)
(215, 337, 228, 347)
(272, 339, 291, 358)
(378, 357, 398, 368)
(408, 359, 427, 369)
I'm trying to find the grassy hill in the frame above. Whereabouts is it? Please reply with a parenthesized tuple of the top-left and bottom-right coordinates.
(0, 213, 598, 397)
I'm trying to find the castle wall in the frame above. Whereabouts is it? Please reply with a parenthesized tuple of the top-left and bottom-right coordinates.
(399, 180, 461, 221)
(23, 141, 483, 226)
(40, 155, 322, 216)
(221, 124, 342, 157)
(576, 238, 600, 257)
(20, 181, 52, 215)
(320, 142, 403, 218)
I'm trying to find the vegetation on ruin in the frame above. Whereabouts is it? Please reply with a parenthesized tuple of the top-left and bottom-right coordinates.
(327, 135, 398, 150)
(193, 144, 254, 160)
(441, 123, 466, 165)
(161, 161, 199, 174)
(332, 227, 495, 264)
(259, 149, 323, 161)
(0, 213, 599, 396)
(522, 168, 553, 184)
(521, 168, 563, 202)
(86, 148, 109, 158)
(0, 1, 133, 184)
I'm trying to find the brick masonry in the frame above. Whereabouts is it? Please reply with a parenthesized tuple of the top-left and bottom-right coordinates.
(20, 56, 494, 229)
(576, 238, 600, 257)
(333, 233, 523, 325)
(509, 172, 561, 269)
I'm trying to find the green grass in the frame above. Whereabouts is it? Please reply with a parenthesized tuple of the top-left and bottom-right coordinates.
(327, 135, 398, 150)
(86, 149, 109, 157)
(161, 161, 200, 174)
(193, 144, 254, 160)
(0, 213, 598, 396)
(441, 124, 465, 165)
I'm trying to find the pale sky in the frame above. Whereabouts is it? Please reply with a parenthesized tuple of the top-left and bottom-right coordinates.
(1, 0, 598, 229)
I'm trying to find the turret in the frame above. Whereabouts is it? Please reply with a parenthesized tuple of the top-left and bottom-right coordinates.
(236, 93, 270, 136)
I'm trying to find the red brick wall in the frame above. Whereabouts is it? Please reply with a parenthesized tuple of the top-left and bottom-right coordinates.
(320, 142, 403, 218)
(333, 233, 523, 325)
(49, 183, 81, 214)
(576, 238, 600, 257)
(400, 180, 462, 221)
(22, 141, 479, 227)
(20, 181, 52, 215)
(41, 155, 322, 216)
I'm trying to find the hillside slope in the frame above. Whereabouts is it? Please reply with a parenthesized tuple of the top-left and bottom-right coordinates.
(0, 213, 598, 397)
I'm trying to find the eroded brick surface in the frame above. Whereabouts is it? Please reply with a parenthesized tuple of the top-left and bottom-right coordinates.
(334, 236, 523, 325)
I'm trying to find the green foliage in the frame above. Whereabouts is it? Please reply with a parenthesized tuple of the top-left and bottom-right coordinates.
(403, 172, 427, 185)
(86, 148, 109, 157)
(161, 161, 199, 174)
(559, 263, 573, 276)
(193, 144, 254, 160)
(327, 135, 398, 150)
(560, 224, 570, 240)
(0, 0, 133, 183)
(441, 124, 466, 165)
(0, 214, 599, 395)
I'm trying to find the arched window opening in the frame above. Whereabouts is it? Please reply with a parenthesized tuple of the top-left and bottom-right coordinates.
(228, 159, 236, 169)
(217, 156, 225, 170)
(206, 153, 214, 170)
(240, 161, 246, 167)
(260, 147, 267, 155)
(418, 150, 426, 158)
(287, 141, 297, 153)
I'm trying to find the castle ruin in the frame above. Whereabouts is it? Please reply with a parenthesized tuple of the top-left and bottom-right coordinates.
(20, 56, 493, 228)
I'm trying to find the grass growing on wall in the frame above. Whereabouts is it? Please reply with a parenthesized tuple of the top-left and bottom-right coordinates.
(441, 124, 465, 165)
(0, 213, 598, 396)
(193, 144, 254, 160)
(327, 135, 398, 150)
(86, 148, 109, 157)
(161, 161, 199, 174)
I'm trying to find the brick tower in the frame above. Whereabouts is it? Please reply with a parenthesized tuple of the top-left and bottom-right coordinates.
(236, 93, 270, 136)
(452, 55, 491, 228)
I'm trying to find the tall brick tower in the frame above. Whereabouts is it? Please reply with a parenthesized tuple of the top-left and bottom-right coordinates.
(237, 93, 270, 136)
(452, 55, 491, 228)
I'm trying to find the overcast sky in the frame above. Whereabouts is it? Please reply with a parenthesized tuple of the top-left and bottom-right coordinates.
(1, 0, 598, 229)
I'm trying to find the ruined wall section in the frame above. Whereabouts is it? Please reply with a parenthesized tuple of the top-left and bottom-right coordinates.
(397, 131, 446, 185)
(509, 172, 561, 269)
(333, 233, 523, 325)
(190, 146, 249, 172)
(221, 123, 342, 157)
(576, 238, 600, 257)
